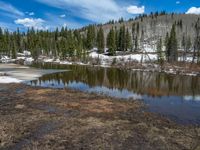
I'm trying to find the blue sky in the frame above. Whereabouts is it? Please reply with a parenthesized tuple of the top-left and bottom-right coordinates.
(0, 0, 199, 31)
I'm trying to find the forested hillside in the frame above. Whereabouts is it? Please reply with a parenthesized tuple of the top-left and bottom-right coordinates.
(0, 12, 200, 63)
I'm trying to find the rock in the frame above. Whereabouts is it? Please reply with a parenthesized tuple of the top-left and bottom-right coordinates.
(15, 104, 25, 109)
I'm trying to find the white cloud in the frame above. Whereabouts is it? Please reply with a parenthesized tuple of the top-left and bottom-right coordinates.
(45, 13, 84, 29)
(36, 0, 133, 22)
(14, 18, 47, 30)
(29, 12, 35, 16)
(186, 7, 200, 14)
(127, 5, 145, 14)
(60, 14, 66, 18)
(0, 1, 24, 16)
(25, 12, 35, 16)
(176, 1, 180, 4)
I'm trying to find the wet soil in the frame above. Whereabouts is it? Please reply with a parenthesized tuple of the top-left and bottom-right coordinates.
(0, 83, 200, 150)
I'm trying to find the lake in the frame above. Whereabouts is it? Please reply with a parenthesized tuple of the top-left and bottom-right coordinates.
(28, 63, 200, 125)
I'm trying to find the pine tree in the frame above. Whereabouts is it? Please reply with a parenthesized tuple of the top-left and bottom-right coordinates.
(107, 28, 116, 55)
(10, 36, 16, 59)
(194, 18, 200, 63)
(125, 28, 131, 51)
(60, 37, 67, 59)
(135, 35, 138, 51)
(182, 35, 191, 62)
(67, 30, 75, 57)
(166, 24, 178, 62)
(4, 29, 10, 56)
(115, 28, 119, 51)
(86, 25, 96, 50)
(165, 32, 169, 61)
(132, 23, 136, 51)
(182, 34, 186, 61)
(16, 28, 21, 52)
(118, 25, 126, 51)
(170, 24, 178, 62)
(0, 27, 3, 54)
(97, 27, 104, 53)
(136, 22, 140, 35)
(157, 38, 164, 64)
(186, 36, 191, 53)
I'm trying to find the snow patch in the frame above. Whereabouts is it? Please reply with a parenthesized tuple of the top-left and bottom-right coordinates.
(0, 76, 22, 83)
(89, 52, 157, 64)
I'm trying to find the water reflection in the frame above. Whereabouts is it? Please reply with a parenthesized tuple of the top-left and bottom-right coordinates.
(29, 63, 200, 124)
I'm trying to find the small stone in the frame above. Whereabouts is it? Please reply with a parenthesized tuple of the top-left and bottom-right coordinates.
(15, 104, 25, 109)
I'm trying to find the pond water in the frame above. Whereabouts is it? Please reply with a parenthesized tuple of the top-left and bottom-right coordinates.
(28, 63, 200, 125)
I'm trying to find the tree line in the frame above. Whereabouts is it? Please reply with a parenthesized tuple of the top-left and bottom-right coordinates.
(0, 14, 200, 64)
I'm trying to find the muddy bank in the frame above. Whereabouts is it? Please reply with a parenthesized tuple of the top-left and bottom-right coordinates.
(110, 61, 200, 76)
(0, 83, 200, 150)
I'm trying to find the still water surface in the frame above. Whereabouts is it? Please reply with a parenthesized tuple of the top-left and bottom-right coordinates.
(29, 63, 200, 125)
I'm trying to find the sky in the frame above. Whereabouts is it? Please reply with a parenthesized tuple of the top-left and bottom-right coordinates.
(0, 0, 199, 31)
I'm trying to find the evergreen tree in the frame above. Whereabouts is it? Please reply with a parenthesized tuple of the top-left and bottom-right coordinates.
(166, 24, 178, 62)
(125, 28, 131, 51)
(10, 36, 16, 59)
(107, 28, 116, 55)
(135, 35, 138, 51)
(115, 28, 119, 51)
(97, 27, 104, 53)
(182, 35, 191, 62)
(194, 18, 200, 63)
(182, 34, 186, 61)
(157, 38, 164, 64)
(170, 24, 178, 62)
(60, 37, 67, 59)
(186, 36, 191, 54)
(67, 30, 75, 57)
(118, 25, 126, 51)
(165, 32, 169, 61)
(16, 28, 21, 52)
(136, 22, 140, 35)
(74, 30, 83, 58)
(86, 25, 96, 50)
(0, 27, 3, 54)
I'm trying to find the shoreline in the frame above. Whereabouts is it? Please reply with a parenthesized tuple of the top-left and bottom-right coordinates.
(0, 83, 200, 149)
(33, 60, 200, 77)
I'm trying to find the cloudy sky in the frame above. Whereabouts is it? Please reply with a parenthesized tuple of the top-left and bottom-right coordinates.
(0, 0, 199, 31)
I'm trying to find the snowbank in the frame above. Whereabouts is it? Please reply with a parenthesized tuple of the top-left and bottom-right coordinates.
(0, 64, 68, 83)
(89, 52, 157, 64)
(0, 76, 22, 83)
(44, 58, 54, 63)
(0, 55, 14, 63)
(17, 50, 31, 57)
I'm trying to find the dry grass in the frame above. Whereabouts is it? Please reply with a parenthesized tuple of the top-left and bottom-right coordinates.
(0, 83, 200, 150)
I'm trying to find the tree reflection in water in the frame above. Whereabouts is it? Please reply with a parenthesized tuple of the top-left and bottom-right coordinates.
(28, 63, 200, 124)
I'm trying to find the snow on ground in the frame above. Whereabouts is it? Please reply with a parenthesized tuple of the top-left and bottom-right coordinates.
(0, 55, 15, 63)
(43, 58, 54, 63)
(143, 43, 156, 53)
(0, 64, 68, 84)
(0, 76, 22, 83)
(60, 61, 73, 65)
(1, 51, 34, 64)
(178, 56, 196, 63)
(89, 52, 157, 65)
